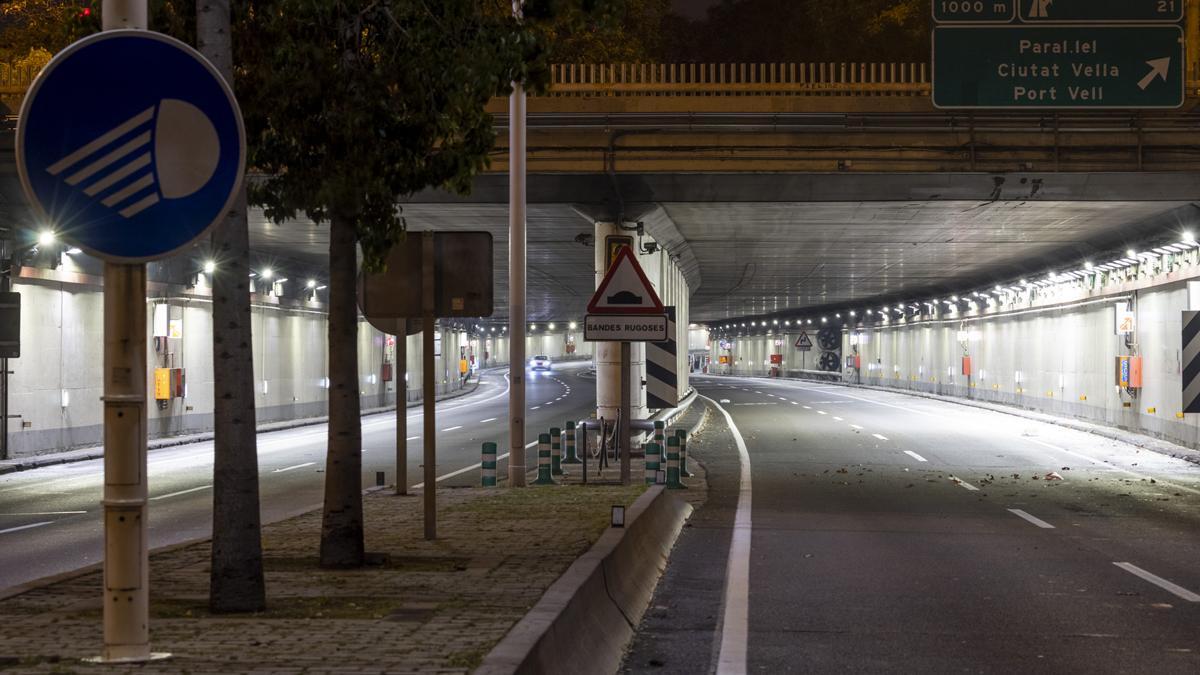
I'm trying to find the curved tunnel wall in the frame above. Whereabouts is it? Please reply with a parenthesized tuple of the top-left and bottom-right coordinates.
(6, 277, 597, 459)
(709, 279, 1200, 451)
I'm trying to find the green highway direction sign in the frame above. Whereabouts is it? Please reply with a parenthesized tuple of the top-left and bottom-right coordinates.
(933, 26, 1185, 108)
(1018, 0, 1184, 23)
(934, 0, 1184, 24)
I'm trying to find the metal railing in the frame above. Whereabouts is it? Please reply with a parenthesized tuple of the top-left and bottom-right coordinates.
(0, 62, 39, 96)
(547, 62, 931, 97)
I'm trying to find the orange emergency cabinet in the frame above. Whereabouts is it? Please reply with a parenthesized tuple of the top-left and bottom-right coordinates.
(154, 368, 185, 400)
(962, 356, 972, 376)
(154, 368, 171, 400)
(1129, 356, 1143, 388)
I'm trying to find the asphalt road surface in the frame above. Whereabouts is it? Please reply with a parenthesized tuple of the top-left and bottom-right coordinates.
(627, 375, 1200, 674)
(0, 363, 595, 592)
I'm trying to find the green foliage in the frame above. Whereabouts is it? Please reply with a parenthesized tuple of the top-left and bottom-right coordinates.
(662, 0, 930, 63)
(0, 0, 96, 62)
(0, 0, 194, 63)
(238, 0, 557, 270)
(524, 0, 671, 63)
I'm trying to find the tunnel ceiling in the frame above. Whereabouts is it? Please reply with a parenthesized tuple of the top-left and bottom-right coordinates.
(246, 191, 1198, 324)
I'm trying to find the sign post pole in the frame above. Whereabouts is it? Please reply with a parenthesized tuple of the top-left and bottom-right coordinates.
(101, 263, 155, 662)
(17, 0, 243, 663)
(422, 232, 437, 539)
(620, 341, 632, 485)
(100, 0, 158, 664)
(508, 0, 528, 487)
(395, 334, 407, 496)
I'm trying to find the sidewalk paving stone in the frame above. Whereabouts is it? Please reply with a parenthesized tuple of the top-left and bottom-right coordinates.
(0, 479, 647, 674)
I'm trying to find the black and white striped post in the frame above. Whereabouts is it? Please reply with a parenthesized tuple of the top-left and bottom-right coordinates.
(550, 426, 564, 476)
(563, 421, 581, 464)
(481, 442, 497, 487)
(534, 433, 555, 485)
(1184, 311, 1200, 413)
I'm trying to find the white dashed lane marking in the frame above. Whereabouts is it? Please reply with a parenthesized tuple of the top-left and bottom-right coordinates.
(0, 521, 53, 535)
(150, 485, 211, 501)
(949, 476, 979, 491)
(1007, 509, 1055, 529)
(273, 462, 315, 473)
(1113, 563, 1200, 602)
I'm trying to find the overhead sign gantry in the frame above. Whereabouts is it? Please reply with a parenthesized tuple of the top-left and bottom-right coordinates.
(932, 0, 1186, 109)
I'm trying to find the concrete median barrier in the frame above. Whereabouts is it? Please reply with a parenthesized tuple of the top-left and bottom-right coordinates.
(475, 485, 692, 675)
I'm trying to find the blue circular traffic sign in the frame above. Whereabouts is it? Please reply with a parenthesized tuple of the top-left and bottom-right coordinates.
(16, 30, 245, 262)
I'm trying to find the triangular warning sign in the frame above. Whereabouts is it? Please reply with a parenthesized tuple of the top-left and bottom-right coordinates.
(587, 246, 665, 315)
(795, 332, 813, 349)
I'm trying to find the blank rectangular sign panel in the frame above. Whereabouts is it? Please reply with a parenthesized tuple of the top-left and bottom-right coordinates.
(359, 231, 494, 319)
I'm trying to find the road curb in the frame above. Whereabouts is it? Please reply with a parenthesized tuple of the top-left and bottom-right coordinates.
(475, 485, 693, 675)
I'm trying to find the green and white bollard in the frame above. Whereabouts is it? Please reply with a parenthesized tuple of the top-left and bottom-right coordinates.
(534, 433, 555, 485)
(481, 442, 497, 487)
(676, 429, 693, 477)
(550, 427, 564, 476)
(563, 421, 581, 464)
(653, 420, 665, 451)
(644, 442, 661, 485)
(666, 436, 685, 489)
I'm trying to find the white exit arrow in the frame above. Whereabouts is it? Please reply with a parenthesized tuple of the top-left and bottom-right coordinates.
(1138, 57, 1171, 91)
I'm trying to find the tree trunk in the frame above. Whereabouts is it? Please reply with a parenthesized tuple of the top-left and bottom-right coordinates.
(198, 0, 266, 613)
(320, 212, 364, 567)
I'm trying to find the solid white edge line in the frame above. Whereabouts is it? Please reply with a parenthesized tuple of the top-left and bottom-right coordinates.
(410, 440, 538, 489)
(149, 485, 212, 501)
(0, 521, 53, 535)
(273, 462, 316, 474)
(1113, 562, 1200, 602)
(1007, 508, 1055, 529)
(699, 394, 752, 675)
(949, 476, 979, 491)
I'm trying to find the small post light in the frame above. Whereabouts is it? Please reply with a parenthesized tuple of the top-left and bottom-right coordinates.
(656, 469, 666, 484)
(611, 505, 626, 528)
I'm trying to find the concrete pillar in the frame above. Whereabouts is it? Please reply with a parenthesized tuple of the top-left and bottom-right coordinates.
(594, 222, 622, 422)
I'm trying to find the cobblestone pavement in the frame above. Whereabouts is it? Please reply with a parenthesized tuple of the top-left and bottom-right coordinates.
(0, 480, 647, 674)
